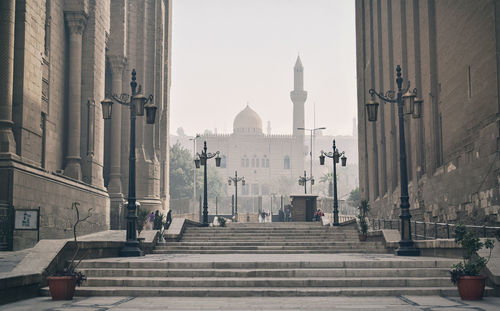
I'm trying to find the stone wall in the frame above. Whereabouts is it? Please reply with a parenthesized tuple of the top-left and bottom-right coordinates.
(356, 0, 500, 225)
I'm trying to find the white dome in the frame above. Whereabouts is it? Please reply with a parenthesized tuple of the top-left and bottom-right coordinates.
(233, 105, 263, 135)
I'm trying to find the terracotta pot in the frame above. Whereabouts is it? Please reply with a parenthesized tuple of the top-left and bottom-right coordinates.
(47, 275, 77, 300)
(358, 234, 367, 241)
(457, 275, 486, 300)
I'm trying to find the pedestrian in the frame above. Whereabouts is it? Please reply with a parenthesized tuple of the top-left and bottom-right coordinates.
(147, 211, 154, 230)
(165, 210, 172, 229)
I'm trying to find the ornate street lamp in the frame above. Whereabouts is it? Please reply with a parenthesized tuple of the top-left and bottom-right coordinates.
(365, 64, 422, 256)
(319, 139, 346, 226)
(194, 141, 221, 226)
(228, 171, 245, 222)
(100, 68, 155, 257)
(298, 170, 314, 194)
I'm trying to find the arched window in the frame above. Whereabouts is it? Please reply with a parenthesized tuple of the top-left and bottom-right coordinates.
(284, 156, 290, 169)
(256, 156, 259, 168)
(251, 158, 255, 167)
(261, 158, 265, 167)
(266, 158, 270, 168)
(246, 158, 249, 167)
(241, 158, 245, 167)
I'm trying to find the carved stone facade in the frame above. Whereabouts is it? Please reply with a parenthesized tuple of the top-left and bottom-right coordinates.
(356, 0, 500, 225)
(0, 0, 171, 250)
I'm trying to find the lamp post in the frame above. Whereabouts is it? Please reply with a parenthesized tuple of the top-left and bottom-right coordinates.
(319, 139, 347, 226)
(365, 64, 422, 256)
(298, 170, 314, 194)
(297, 127, 326, 193)
(194, 141, 221, 226)
(228, 171, 245, 222)
(101, 68, 157, 257)
(189, 134, 200, 200)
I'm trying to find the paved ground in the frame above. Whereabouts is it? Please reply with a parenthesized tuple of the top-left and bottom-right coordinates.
(0, 250, 29, 273)
(2, 296, 500, 310)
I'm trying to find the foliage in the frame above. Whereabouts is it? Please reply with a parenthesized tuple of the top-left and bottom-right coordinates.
(348, 188, 360, 208)
(169, 142, 196, 199)
(136, 208, 149, 236)
(450, 224, 495, 285)
(319, 172, 335, 183)
(357, 200, 370, 235)
(153, 211, 164, 230)
(218, 217, 227, 227)
(169, 142, 225, 199)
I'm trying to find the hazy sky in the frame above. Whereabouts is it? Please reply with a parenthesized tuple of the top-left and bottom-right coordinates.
(170, 0, 357, 137)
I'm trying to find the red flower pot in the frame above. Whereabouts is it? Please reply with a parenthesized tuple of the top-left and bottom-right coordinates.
(358, 234, 367, 241)
(47, 275, 77, 300)
(457, 275, 486, 300)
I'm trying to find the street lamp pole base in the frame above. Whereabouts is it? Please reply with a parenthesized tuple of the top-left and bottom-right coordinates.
(119, 243, 144, 257)
(396, 241, 420, 256)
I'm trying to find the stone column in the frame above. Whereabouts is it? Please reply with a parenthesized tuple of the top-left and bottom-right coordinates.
(108, 56, 126, 229)
(0, 0, 16, 154)
(64, 12, 87, 180)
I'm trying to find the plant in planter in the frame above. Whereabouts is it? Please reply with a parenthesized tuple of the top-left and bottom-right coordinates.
(136, 208, 149, 237)
(47, 202, 93, 300)
(218, 217, 227, 227)
(450, 224, 495, 300)
(357, 200, 370, 241)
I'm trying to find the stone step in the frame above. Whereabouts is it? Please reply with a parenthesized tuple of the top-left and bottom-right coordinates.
(180, 234, 359, 239)
(156, 245, 383, 251)
(81, 276, 452, 288)
(184, 228, 353, 233)
(42, 286, 497, 297)
(156, 241, 382, 247)
(151, 249, 389, 254)
(78, 259, 457, 270)
(80, 267, 451, 278)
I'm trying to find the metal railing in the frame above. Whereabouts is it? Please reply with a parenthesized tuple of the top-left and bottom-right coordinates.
(369, 218, 500, 240)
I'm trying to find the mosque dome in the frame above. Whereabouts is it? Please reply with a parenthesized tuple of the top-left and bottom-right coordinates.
(233, 105, 263, 135)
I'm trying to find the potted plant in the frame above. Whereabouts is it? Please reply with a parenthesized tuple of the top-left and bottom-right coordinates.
(357, 200, 370, 241)
(47, 202, 93, 300)
(218, 217, 227, 227)
(450, 224, 495, 300)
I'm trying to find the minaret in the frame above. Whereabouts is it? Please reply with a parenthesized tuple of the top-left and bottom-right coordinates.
(290, 56, 307, 136)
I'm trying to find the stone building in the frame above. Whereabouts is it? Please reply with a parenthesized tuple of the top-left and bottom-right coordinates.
(0, 0, 172, 250)
(199, 57, 307, 197)
(356, 0, 500, 224)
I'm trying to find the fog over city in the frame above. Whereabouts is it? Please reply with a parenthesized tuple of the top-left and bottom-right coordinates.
(170, 0, 357, 137)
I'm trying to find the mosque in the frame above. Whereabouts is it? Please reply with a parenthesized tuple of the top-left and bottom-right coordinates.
(198, 57, 308, 196)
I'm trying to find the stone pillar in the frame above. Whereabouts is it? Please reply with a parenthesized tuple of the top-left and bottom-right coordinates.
(0, 0, 16, 154)
(108, 56, 126, 229)
(64, 12, 87, 180)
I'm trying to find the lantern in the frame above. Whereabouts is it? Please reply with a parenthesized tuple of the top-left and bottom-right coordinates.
(413, 97, 423, 118)
(132, 93, 147, 116)
(341, 155, 347, 167)
(194, 158, 200, 169)
(215, 155, 221, 167)
(319, 153, 325, 165)
(145, 102, 157, 124)
(366, 99, 379, 122)
(403, 89, 416, 115)
(100, 98, 113, 120)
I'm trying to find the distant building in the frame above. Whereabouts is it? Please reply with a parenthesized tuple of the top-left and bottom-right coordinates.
(199, 57, 308, 196)
(356, 0, 500, 224)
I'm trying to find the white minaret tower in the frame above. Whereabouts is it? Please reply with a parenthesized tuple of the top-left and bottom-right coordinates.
(290, 55, 307, 136)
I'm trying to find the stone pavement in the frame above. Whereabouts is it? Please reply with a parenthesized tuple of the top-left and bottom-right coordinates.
(2, 296, 500, 310)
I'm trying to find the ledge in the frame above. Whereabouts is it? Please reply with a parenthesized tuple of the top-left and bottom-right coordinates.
(164, 218, 203, 241)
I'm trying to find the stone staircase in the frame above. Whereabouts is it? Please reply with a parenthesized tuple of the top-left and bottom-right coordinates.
(153, 222, 387, 254)
(42, 222, 495, 297)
